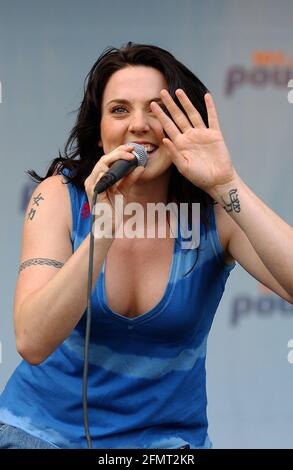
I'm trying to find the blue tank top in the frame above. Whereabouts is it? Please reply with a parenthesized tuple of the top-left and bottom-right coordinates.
(0, 180, 235, 449)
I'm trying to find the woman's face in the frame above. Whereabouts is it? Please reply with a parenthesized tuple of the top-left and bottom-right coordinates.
(99, 65, 173, 181)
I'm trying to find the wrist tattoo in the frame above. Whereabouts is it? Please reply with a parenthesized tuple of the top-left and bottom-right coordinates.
(19, 258, 64, 273)
(221, 188, 241, 213)
(27, 192, 45, 221)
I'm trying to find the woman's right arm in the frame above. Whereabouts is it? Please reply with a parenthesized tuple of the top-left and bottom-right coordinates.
(14, 175, 113, 365)
(14, 145, 144, 365)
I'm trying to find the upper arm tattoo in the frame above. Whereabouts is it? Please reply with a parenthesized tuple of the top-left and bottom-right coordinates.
(19, 258, 64, 273)
(27, 192, 45, 221)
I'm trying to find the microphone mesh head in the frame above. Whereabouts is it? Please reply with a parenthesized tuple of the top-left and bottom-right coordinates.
(128, 142, 148, 167)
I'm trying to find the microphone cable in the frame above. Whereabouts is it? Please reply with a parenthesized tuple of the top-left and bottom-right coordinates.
(83, 188, 98, 449)
(82, 143, 147, 449)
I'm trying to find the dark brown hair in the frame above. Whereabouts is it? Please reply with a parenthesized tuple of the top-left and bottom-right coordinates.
(28, 42, 213, 228)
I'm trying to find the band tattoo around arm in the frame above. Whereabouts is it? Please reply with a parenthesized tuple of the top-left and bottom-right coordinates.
(221, 188, 241, 213)
(27, 192, 45, 221)
(19, 258, 64, 273)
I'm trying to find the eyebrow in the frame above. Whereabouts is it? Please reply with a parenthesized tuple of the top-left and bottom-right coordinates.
(105, 98, 163, 107)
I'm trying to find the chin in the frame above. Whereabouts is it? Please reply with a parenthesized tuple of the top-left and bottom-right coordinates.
(139, 164, 172, 183)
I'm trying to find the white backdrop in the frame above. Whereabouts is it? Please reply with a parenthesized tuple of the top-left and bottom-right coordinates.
(0, 0, 292, 448)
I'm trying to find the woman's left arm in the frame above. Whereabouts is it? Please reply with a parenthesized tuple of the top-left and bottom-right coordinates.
(211, 176, 293, 302)
(151, 90, 293, 302)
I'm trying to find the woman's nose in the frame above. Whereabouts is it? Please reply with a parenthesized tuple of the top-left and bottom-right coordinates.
(128, 111, 150, 133)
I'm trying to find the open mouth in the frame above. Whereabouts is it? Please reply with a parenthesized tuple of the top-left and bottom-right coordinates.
(142, 145, 159, 156)
(127, 142, 159, 158)
(146, 147, 158, 156)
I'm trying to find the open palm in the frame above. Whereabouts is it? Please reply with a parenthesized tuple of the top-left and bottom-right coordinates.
(151, 90, 236, 193)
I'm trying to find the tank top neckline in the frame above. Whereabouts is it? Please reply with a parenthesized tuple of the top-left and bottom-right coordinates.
(98, 235, 181, 325)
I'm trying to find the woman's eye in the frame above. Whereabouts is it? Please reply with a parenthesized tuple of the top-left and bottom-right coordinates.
(111, 106, 128, 114)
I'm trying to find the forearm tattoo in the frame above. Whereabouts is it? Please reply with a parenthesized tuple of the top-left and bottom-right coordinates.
(27, 192, 45, 221)
(19, 258, 64, 273)
(221, 188, 241, 213)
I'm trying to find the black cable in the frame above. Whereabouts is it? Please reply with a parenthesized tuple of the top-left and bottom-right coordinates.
(82, 189, 99, 449)
(82, 146, 146, 448)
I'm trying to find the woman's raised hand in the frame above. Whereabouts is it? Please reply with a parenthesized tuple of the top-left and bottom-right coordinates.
(151, 90, 238, 195)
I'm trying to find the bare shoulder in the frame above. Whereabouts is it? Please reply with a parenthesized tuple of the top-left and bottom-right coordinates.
(213, 203, 235, 264)
(26, 174, 72, 236)
(19, 174, 73, 271)
(15, 175, 73, 309)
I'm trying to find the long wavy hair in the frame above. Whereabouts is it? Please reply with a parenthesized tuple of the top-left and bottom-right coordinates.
(28, 42, 214, 229)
